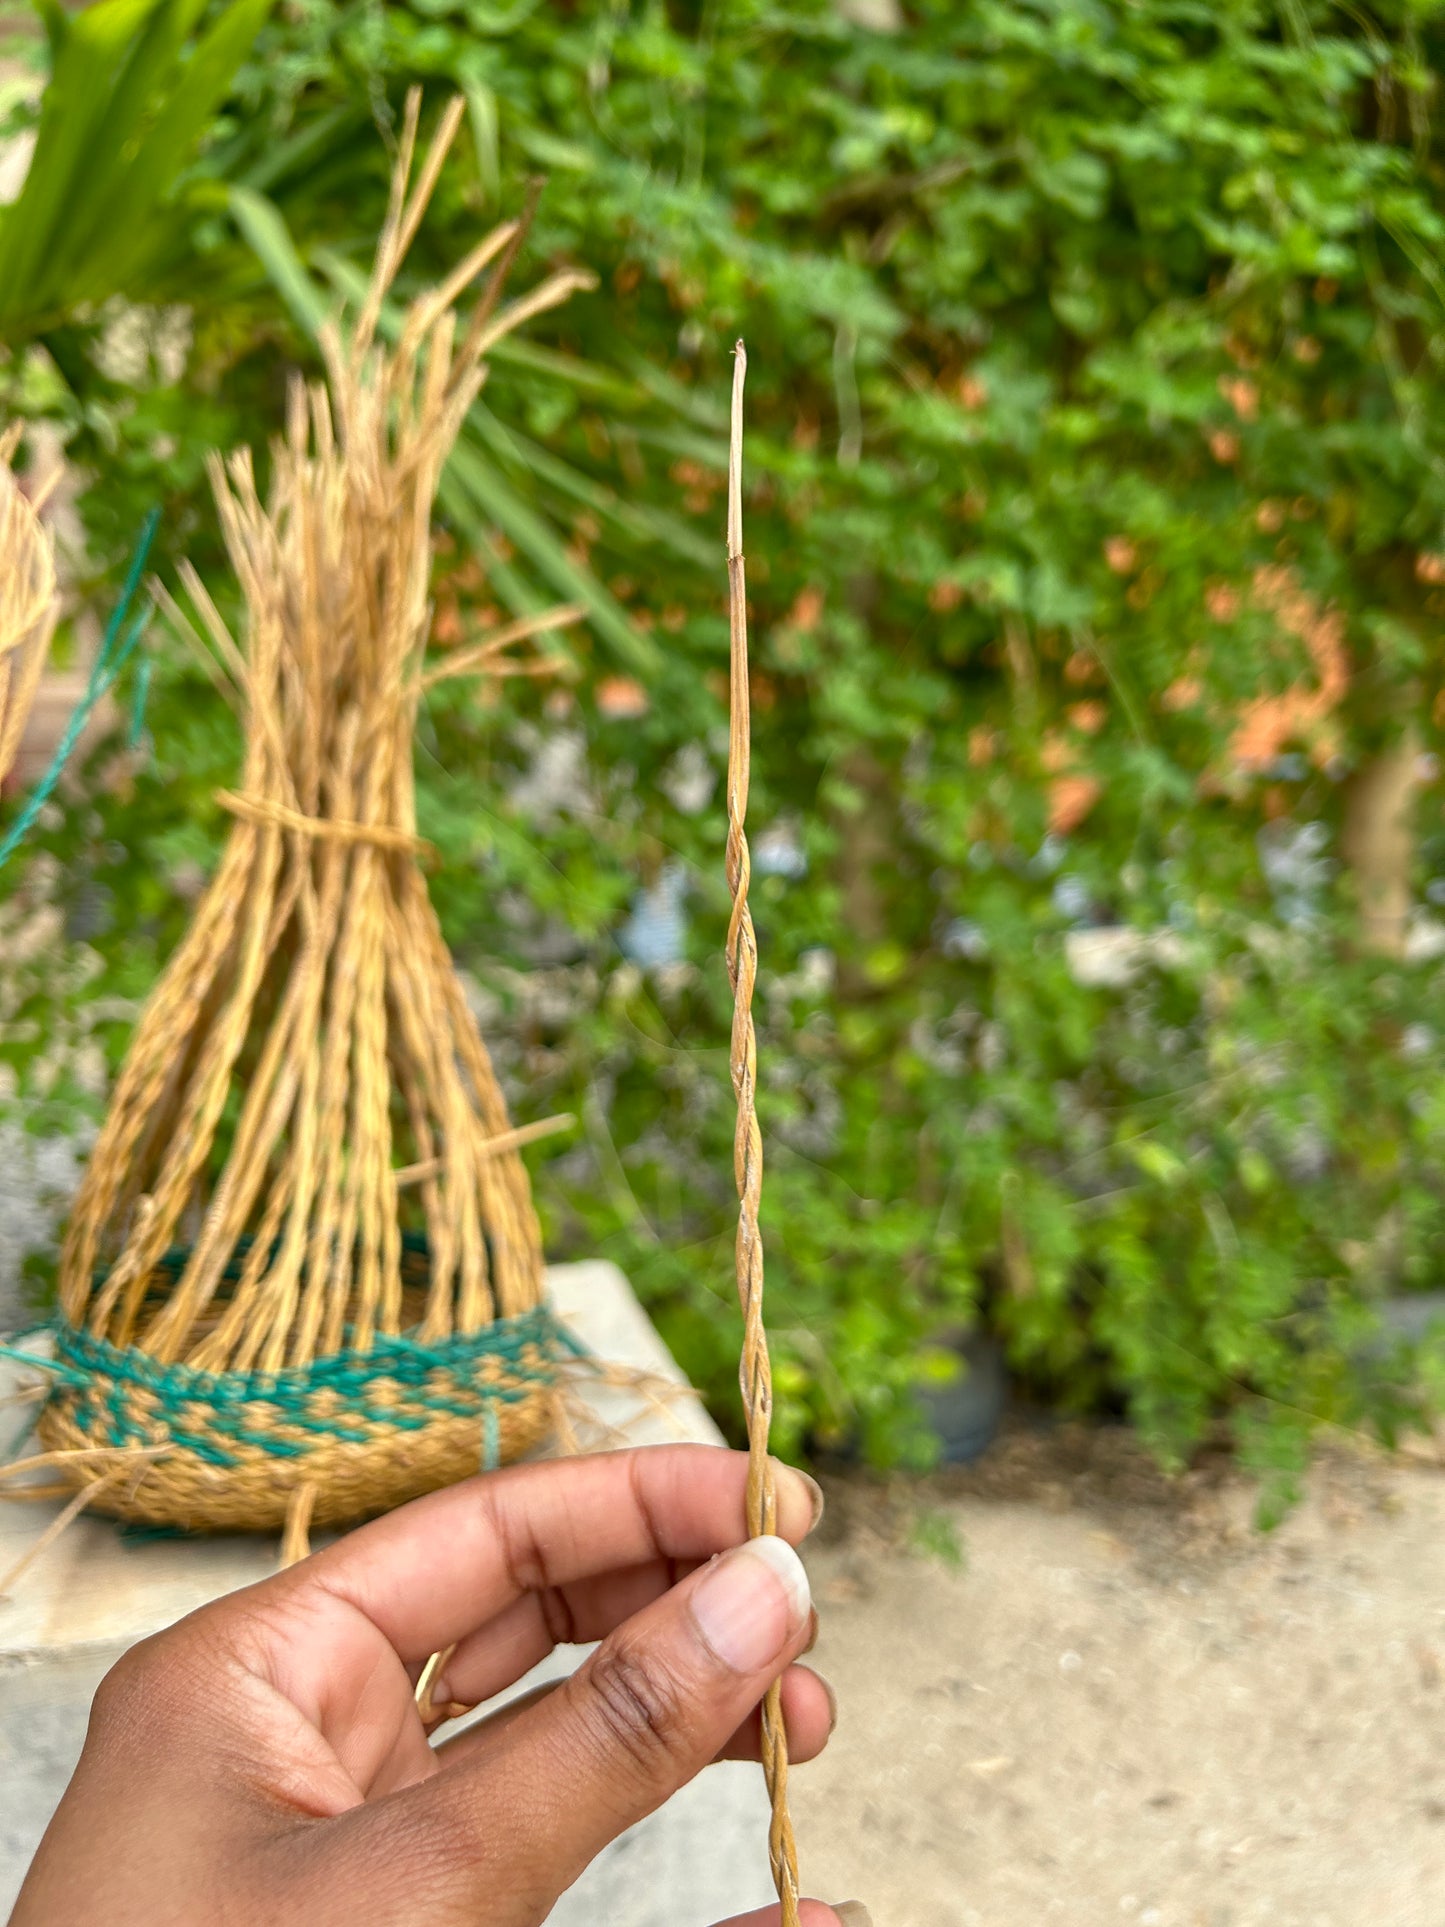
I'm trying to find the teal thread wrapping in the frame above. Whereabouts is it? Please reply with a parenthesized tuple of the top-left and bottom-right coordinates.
(0, 1337, 89, 1388)
(6, 1233, 584, 1470)
(128, 652, 152, 750)
(44, 1304, 574, 1468)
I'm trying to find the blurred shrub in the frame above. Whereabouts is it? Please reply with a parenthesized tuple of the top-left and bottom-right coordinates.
(6, 0, 1445, 1510)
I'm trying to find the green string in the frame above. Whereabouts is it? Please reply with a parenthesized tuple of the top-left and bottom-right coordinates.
(0, 509, 160, 873)
(0, 1337, 88, 1388)
(128, 653, 152, 751)
(0, 1304, 585, 1466)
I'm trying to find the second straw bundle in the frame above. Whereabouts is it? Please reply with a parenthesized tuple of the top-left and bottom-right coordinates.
(0, 426, 58, 788)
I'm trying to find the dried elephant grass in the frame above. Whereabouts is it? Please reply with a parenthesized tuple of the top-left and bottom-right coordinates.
(0, 424, 59, 788)
(26, 94, 588, 1533)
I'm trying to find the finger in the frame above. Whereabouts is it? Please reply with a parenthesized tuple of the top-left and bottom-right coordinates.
(341, 1534, 814, 1914)
(428, 1559, 818, 1723)
(448, 1535, 811, 1897)
(300, 1445, 821, 1662)
(714, 1907, 862, 1927)
(423, 1552, 716, 1712)
(432, 1662, 835, 1766)
(424, 1548, 788, 1714)
(716, 1663, 834, 1764)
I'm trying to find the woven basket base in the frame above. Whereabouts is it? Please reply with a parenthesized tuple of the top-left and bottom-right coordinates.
(36, 1387, 555, 1533)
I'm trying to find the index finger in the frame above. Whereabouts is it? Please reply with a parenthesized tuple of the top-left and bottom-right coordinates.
(293, 1444, 821, 1661)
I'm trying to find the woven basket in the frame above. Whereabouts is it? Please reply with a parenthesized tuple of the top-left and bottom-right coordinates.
(34, 1239, 571, 1532)
(14, 98, 591, 1542)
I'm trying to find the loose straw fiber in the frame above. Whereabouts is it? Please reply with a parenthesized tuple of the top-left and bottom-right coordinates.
(726, 341, 803, 1926)
(0, 425, 59, 787)
(31, 95, 588, 1533)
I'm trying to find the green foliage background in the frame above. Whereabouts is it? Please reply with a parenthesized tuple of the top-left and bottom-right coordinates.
(6, 0, 1445, 1512)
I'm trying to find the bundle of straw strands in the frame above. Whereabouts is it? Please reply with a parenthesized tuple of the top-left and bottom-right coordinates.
(0, 425, 59, 789)
(24, 96, 591, 1534)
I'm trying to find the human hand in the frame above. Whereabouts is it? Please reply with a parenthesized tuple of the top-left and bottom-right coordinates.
(13, 1444, 867, 1927)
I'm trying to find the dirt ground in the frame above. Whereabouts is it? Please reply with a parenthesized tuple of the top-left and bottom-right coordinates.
(795, 1422, 1445, 1927)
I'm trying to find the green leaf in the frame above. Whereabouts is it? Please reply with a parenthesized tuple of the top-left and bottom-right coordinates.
(470, 404, 717, 569)
(228, 184, 330, 336)
(447, 436, 660, 676)
(0, 0, 272, 336)
(1126, 1140, 1188, 1187)
(459, 74, 500, 205)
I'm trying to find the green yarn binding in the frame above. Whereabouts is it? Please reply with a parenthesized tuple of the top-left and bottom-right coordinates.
(1, 1231, 584, 1471)
(49, 1305, 578, 1468)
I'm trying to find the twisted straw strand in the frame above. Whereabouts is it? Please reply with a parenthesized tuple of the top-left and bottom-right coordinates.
(726, 340, 801, 1927)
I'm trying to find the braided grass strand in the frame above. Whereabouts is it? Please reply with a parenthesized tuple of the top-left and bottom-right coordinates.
(726, 340, 802, 1927)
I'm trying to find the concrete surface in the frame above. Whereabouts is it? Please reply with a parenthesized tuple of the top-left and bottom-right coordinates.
(0, 1261, 776, 1924)
(796, 1424, 1445, 1927)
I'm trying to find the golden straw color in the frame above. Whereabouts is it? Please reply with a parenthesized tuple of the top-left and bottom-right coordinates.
(31, 93, 591, 1532)
(726, 340, 803, 1927)
(0, 424, 59, 787)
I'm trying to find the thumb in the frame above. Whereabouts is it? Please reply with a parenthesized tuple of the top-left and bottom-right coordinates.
(363, 1534, 813, 1921)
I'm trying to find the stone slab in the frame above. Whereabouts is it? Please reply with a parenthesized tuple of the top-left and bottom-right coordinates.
(0, 1261, 718, 1660)
(0, 1263, 775, 1923)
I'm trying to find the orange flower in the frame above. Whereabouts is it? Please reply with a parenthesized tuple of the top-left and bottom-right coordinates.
(1218, 375, 1259, 420)
(957, 373, 987, 409)
(1209, 429, 1241, 464)
(596, 676, 650, 720)
(1255, 500, 1285, 534)
(789, 585, 825, 631)
(1162, 676, 1203, 712)
(929, 578, 963, 613)
(431, 601, 463, 646)
(1227, 567, 1349, 768)
(1416, 554, 1445, 586)
(1103, 536, 1136, 575)
(1205, 582, 1239, 622)
(1049, 773, 1102, 835)
(1068, 700, 1107, 735)
(1040, 733, 1072, 774)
